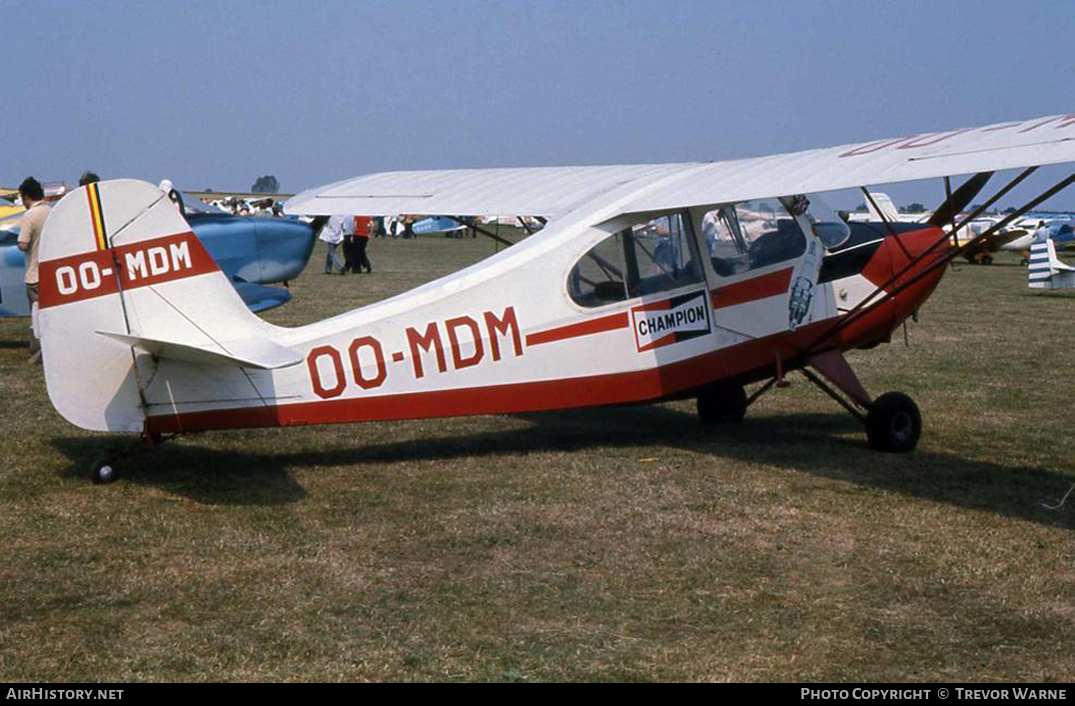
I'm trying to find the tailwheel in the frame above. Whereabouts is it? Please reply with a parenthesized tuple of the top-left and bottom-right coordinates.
(90, 460, 119, 485)
(697, 384, 747, 424)
(865, 392, 921, 453)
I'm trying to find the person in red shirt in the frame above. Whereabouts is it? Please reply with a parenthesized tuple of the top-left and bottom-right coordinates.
(345, 216, 373, 274)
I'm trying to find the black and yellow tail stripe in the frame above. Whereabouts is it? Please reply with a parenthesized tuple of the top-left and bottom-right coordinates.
(85, 182, 108, 251)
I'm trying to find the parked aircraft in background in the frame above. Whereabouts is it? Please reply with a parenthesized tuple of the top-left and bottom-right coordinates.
(999, 217, 1075, 263)
(0, 206, 22, 231)
(950, 217, 1026, 265)
(412, 216, 467, 236)
(0, 202, 23, 223)
(0, 182, 70, 205)
(0, 194, 315, 317)
(846, 192, 927, 225)
(1028, 234, 1075, 290)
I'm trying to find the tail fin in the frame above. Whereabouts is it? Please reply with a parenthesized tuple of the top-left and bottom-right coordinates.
(1028, 237, 1075, 290)
(40, 179, 294, 432)
(866, 192, 901, 223)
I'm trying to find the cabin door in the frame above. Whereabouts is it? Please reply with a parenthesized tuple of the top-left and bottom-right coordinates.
(690, 198, 829, 347)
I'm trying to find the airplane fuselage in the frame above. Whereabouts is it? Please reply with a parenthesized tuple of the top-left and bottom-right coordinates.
(137, 217, 948, 434)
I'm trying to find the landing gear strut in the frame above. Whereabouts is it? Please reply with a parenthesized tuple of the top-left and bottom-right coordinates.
(801, 350, 922, 453)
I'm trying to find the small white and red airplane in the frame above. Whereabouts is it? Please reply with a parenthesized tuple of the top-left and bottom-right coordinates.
(36, 113, 1075, 482)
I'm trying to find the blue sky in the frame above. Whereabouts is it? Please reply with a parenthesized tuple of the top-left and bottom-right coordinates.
(5, 0, 1074, 209)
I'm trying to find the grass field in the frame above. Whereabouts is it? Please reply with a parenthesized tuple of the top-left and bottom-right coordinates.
(0, 235, 1072, 682)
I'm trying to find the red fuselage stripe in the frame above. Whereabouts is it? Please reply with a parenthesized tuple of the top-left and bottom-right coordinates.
(525, 311, 629, 346)
(711, 268, 792, 309)
(526, 268, 793, 346)
(146, 318, 840, 434)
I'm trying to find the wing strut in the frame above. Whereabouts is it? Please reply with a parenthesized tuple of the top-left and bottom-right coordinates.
(943, 176, 957, 249)
(466, 220, 516, 248)
(860, 186, 912, 258)
(941, 167, 1037, 235)
(931, 172, 994, 229)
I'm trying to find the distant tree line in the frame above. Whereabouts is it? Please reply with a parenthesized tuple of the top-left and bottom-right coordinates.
(251, 175, 280, 193)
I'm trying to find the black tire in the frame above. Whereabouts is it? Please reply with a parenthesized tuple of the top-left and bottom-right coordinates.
(866, 392, 921, 453)
(697, 384, 747, 424)
(91, 460, 118, 485)
(981, 255, 994, 266)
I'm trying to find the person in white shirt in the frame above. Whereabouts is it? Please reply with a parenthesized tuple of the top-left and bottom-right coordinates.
(320, 215, 347, 274)
(16, 177, 50, 365)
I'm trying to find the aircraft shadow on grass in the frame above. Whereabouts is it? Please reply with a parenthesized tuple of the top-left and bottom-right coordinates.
(51, 404, 1073, 529)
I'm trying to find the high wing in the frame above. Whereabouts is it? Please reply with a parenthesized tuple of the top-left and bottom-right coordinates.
(286, 113, 1075, 218)
(287, 164, 677, 219)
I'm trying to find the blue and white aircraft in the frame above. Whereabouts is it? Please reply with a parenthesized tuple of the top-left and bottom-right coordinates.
(0, 198, 315, 316)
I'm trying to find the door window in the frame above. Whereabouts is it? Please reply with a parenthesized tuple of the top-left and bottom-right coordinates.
(568, 212, 705, 307)
(701, 199, 807, 276)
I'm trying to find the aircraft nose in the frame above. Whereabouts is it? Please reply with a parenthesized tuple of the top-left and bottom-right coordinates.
(896, 225, 951, 260)
(859, 225, 951, 294)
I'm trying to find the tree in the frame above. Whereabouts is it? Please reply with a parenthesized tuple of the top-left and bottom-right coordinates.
(905, 202, 926, 213)
(251, 175, 280, 194)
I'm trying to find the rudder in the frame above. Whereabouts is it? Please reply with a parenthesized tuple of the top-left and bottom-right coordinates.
(39, 180, 278, 432)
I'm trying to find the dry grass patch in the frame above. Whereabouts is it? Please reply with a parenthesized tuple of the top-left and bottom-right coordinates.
(0, 238, 1072, 681)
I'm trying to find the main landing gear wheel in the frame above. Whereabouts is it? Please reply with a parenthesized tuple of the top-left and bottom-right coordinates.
(981, 255, 994, 265)
(697, 384, 747, 424)
(865, 392, 921, 453)
(90, 460, 118, 485)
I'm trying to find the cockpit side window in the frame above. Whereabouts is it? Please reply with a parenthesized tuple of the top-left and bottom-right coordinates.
(702, 199, 807, 276)
(568, 211, 705, 308)
(568, 231, 629, 307)
(622, 212, 704, 297)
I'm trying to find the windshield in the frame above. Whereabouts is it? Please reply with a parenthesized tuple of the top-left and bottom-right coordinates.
(794, 194, 850, 248)
(702, 199, 806, 277)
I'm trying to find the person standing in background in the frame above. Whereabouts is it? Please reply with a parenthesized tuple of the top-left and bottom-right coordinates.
(320, 215, 346, 274)
(338, 215, 356, 274)
(353, 216, 373, 273)
(344, 216, 374, 273)
(16, 177, 50, 365)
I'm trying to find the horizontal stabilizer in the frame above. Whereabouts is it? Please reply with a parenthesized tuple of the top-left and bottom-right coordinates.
(96, 329, 302, 370)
